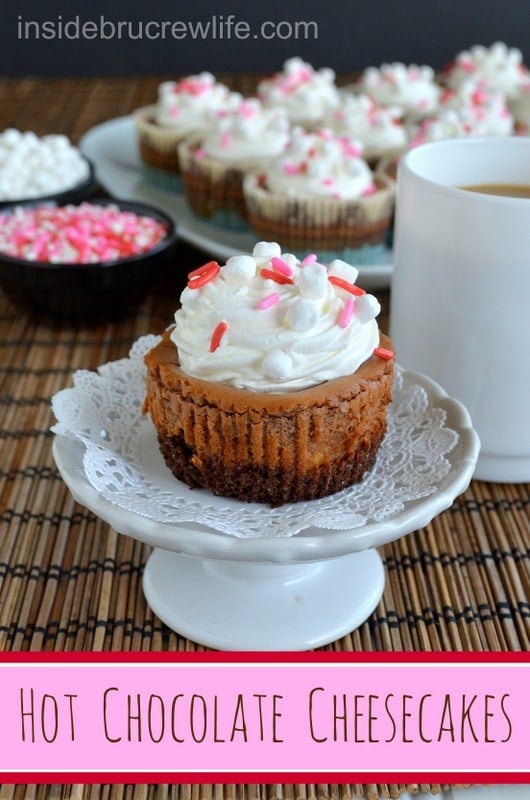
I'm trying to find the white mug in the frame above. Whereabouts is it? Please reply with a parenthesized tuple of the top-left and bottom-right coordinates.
(391, 137, 530, 483)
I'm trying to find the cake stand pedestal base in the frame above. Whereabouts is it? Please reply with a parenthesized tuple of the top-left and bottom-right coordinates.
(142, 547, 385, 651)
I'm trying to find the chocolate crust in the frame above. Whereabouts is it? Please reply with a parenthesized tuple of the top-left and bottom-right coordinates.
(156, 426, 386, 506)
(143, 329, 394, 505)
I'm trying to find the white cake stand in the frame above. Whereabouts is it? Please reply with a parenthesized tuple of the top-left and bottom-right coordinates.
(52, 369, 479, 651)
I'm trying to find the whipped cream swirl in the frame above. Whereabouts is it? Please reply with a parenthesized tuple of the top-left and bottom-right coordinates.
(445, 42, 528, 99)
(326, 93, 408, 160)
(171, 242, 381, 392)
(439, 80, 514, 135)
(407, 110, 468, 148)
(408, 81, 514, 146)
(258, 57, 340, 125)
(263, 127, 375, 199)
(155, 72, 240, 132)
(358, 63, 440, 119)
(200, 99, 290, 160)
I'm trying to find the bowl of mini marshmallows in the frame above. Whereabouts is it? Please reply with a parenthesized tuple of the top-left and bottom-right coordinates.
(0, 128, 97, 208)
(0, 199, 178, 318)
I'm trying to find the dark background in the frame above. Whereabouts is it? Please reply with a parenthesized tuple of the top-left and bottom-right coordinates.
(2, 0, 530, 77)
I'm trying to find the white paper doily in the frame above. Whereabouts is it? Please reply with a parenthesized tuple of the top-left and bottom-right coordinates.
(52, 335, 462, 539)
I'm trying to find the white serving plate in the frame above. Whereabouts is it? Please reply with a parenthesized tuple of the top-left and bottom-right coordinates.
(80, 116, 394, 290)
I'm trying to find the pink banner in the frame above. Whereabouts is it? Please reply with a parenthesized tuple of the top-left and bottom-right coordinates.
(0, 658, 528, 776)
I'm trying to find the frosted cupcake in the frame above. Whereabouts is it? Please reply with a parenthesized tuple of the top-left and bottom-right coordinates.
(442, 42, 529, 100)
(257, 57, 340, 129)
(325, 93, 408, 165)
(437, 81, 514, 136)
(134, 72, 240, 190)
(355, 63, 440, 121)
(178, 98, 290, 229)
(143, 241, 394, 505)
(243, 128, 395, 263)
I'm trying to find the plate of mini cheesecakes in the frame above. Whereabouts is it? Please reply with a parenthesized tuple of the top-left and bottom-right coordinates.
(80, 116, 394, 290)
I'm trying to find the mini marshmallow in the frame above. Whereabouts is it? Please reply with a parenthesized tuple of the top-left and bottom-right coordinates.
(262, 349, 293, 381)
(2, 129, 21, 145)
(355, 293, 381, 323)
(328, 258, 360, 285)
(281, 253, 298, 270)
(252, 241, 282, 260)
(223, 255, 256, 283)
(298, 262, 328, 300)
(286, 297, 319, 331)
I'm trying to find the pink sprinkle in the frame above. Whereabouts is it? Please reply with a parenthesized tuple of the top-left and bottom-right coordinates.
(0, 203, 167, 264)
(440, 88, 454, 103)
(239, 101, 258, 119)
(460, 59, 476, 74)
(277, 67, 311, 95)
(298, 66, 312, 81)
(374, 346, 394, 361)
(210, 321, 228, 352)
(179, 78, 210, 96)
(270, 256, 293, 277)
(472, 89, 487, 105)
(283, 162, 297, 175)
(343, 143, 362, 158)
(220, 131, 231, 149)
(169, 107, 181, 118)
(257, 292, 281, 310)
(322, 177, 334, 186)
(338, 297, 354, 328)
(194, 147, 206, 160)
(301, 253, 317, 266)
(362, 183, 377, 197)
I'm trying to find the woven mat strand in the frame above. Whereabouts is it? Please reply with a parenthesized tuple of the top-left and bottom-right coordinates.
(0, 78, 529, 799)
(0, 784, 475, 800)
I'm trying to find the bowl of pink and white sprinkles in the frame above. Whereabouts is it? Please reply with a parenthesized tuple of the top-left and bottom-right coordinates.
(0, 199, 177, 317)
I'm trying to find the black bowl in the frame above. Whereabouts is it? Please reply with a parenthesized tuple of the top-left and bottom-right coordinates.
(0, 197, 178, 319)
(0, 158, 98, 210)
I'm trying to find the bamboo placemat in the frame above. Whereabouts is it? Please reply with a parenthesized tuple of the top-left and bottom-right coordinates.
(0, 783, 477, 800)
(0, 78, 528, 798)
